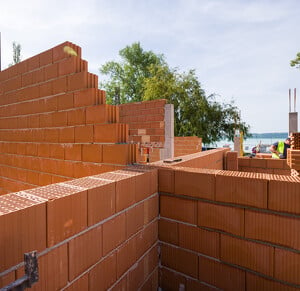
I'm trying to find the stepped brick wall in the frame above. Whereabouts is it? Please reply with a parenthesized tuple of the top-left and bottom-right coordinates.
(0, 42, 137, 195)
(119, 100, 167, 163)
(1, 148, 300, 290)
(174, 136, 202, 157)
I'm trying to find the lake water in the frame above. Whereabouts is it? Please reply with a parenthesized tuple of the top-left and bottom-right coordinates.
(207, 137, 286, 153)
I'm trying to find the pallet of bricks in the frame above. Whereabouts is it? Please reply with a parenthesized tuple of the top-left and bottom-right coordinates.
(288, 132, 300, 176)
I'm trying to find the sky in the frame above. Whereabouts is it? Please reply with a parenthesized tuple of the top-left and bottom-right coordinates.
(1, 0, 300, 133)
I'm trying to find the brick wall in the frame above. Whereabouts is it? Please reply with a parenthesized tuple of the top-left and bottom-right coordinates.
(1, 148, 299, 290)
(0, 166, 159, 290)
(238, 156, 291, 175)
(174, 136, 202, 157)
(158, 164, 300, 290)
(0, 42, 137, 195)
(119, 100, 167, 163)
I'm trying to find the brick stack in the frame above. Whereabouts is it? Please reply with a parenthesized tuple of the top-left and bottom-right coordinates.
(288, 132, 300, 176)
(0, 41, 137, 195)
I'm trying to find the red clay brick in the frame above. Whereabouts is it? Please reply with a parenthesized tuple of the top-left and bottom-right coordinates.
(67, 108, 86, 126)
(68, 225, 102, 280)
(39, 49, 53, 66)
(144, 195, 159, 224)
(199, 256, 245, 290)
(86, 104, 107, 124)
(246, 272, 299, 291)
(245, 210, 300, 251)
(178, 223, 219, 258)
(158, 168, 174, 193)
(88, 180, 116, 225)
(0, 194, 46, 273)
(110, 275, 127, 291)
(89, 253, 117, 290)
(102, 213, 126, 255)
(82, 144, 102, 163)
(115, 173, 136, 212)
(94, 123, 122, 143)
(0, 270, 15, 289)
(174, 169, 215, 199)
(30, 244, 68, 291)
(116, 237, 137, 278)
(67, 71, 88, 91)
(143, 246, 159, 283)
(64, 177, 116, 225)
(141, 266, 158, 291)
(127, 258, 144, 290)
(64, 144, 82, 161)
(74, 125, 93, 143)
(52, 77, 67, 94)
(64, 274, 88, 291)
(126, 203, 144, 238)
(160, 243, 198, 279)
(274, 248, 300, 285)
(136, 221, 158, 259)
(186, 278, 217, 291)
(158, 218, 179, 245)
(74, 88, 97, 107)
(198, 201, 245, 236)
(220, 234, 274, 276)
(58, 57, 78, 76)
(102, 144, 130, 165)
(44, 63, 58, 80)
(57, 93, 74, 110)
(160, 195, 197, 224)
(216, 172, 268, 208)
(59, 127, 75, 143)
(49, 143, 65, 159)
(268, 176, 300, 214)
(159, 267, 187, 291)
(26, 185, 87, 247)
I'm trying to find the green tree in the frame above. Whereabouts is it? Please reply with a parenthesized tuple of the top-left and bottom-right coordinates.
(290, 52, 300, 69)
(99, 43, 250, 144)
(8, 42, 22, 67)
(100, 42, 165, 104)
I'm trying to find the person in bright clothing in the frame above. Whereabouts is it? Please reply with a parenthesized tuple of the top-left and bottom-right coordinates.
(269, 137, 291, 159)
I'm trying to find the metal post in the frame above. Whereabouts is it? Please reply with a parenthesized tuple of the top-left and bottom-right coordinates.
(0, 31, 2, 71)
(294, 88, 297, 112)
(289, 88, 291, 113)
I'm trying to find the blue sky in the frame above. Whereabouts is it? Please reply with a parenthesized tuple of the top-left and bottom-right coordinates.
(1, 0, 300, 133)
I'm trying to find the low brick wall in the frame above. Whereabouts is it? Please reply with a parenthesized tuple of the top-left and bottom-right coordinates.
(238, 156, 291, 175)
(158, 166, 300, 290)
(0, 166, 159, 290)
(1, 147, 299, 290)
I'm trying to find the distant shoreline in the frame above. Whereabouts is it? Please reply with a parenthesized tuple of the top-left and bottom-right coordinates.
(250, 132, 288, 139)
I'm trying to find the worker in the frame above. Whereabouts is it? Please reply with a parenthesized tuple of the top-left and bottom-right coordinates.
(269, 137, 291, 159)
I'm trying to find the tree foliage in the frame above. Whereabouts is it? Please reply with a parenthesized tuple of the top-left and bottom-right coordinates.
(99, 42, 250, 144)
(9, 42, 22, 67)
(290, 52, 300, 69)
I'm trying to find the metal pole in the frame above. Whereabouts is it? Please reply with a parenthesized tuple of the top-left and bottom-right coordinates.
(289, 88, 291, 113)
(0, 31, 2, 71)
(294, 88, 296, 112)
